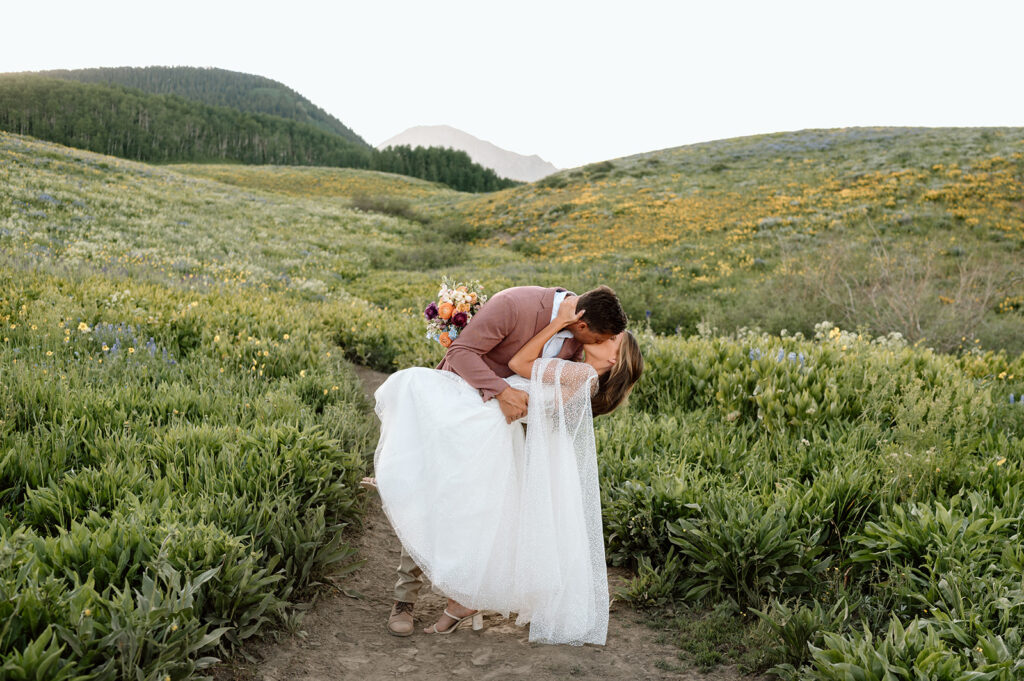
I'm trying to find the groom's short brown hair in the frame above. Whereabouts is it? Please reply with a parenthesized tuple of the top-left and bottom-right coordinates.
(577, 286, 627, 335)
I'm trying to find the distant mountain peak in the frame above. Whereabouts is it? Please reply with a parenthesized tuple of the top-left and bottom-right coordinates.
(377, 125, 559, 182)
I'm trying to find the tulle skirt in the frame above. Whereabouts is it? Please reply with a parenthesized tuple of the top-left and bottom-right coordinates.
(373, 366, 608, 645)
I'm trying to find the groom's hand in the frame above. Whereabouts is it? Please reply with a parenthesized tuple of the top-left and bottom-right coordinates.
(496, 386, 529, 423)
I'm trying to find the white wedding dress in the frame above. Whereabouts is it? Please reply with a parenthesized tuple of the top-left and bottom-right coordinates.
(373, 358, 609, 645)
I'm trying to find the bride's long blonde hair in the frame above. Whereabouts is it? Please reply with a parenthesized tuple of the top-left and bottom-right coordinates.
(591, 331, 644, 417)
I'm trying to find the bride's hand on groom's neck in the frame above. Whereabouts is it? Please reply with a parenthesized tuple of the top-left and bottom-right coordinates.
(555, 296, 585, 329)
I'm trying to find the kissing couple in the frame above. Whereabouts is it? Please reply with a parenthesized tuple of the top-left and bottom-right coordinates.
(366, 284, 643, 645)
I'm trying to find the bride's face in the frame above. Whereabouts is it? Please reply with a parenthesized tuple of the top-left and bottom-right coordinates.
(583, 333, 624, 375)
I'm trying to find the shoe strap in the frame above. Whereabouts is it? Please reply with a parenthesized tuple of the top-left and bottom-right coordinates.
(442, 608, 477, 621)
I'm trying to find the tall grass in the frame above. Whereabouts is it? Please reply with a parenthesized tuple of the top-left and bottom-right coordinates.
(600, 324, 1024, 677)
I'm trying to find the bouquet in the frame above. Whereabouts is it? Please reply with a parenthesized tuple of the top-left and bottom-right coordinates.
(424, 278, 488, 347)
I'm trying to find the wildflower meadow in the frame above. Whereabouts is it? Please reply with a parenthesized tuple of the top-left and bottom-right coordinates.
(2, 127, 1024, 678)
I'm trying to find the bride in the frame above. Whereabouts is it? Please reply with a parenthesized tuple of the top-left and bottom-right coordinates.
(370, 297, 643, 645)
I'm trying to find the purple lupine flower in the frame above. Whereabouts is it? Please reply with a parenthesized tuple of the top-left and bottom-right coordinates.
(424, 302, 439, 320)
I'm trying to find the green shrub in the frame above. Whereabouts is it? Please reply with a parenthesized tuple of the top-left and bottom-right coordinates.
(751, 597, 852, 676)
(0, 266, 375, 675)
(668, 492, 831, 609)
(349, 194, 426, 223)
(806, 618, 1024, 681)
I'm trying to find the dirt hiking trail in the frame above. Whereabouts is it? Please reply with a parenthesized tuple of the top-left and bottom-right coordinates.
(216, 365, 753, 681)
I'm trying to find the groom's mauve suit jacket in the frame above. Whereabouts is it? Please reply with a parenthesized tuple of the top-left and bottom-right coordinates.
(437, 286, 583, 401)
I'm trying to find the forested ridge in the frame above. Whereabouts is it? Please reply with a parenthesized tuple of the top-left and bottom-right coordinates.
(0, 74, 519, 192)
(34, 65, 369, 146)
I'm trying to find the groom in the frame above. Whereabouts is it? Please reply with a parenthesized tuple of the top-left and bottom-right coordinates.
(387, 284, 627, 636)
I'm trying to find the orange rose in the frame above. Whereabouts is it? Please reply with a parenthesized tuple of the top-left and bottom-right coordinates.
(456, 303, 470, 313)
(456, 285, 468, 293)
(438, 302, 454, 320)
(468, 292, 478, 304)
(439, 332, 453, 347)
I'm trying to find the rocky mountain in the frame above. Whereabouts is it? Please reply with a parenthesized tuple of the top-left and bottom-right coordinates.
(377, 125, 559, 182)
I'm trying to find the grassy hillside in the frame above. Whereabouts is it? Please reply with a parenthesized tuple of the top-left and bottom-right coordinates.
(451, 127, 1024, 351)
(0, 74, 519, 193)
(35, 66, 370, 146)
(173, 127, 1024, 354)
(3, 131, 1024, 678)
(0, 75, 369, 166)
(171, 163, 458, 202)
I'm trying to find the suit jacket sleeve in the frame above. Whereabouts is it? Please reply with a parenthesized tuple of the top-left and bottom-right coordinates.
(443, 292, 519, 401)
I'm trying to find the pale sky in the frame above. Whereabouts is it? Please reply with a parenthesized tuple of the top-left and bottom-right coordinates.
(3, 0, 1022, 169)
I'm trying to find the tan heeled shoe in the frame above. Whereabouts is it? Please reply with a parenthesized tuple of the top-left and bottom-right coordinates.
(424, 608, 484, 634)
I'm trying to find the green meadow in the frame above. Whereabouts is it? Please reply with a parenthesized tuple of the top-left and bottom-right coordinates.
(181, 127, 1024, 355)
(2, 128, 1024, 679)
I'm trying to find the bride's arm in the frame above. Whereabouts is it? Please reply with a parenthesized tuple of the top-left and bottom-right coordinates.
(508, 296, 584, 378)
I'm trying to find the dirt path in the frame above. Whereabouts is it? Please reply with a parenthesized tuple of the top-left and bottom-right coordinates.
(219, 366, 752, 681)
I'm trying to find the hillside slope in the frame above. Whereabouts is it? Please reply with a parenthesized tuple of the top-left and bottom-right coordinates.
(0, 75, 517, 192)
(447, 127, 1024, 351)
(0, 74, 370, 166)
(156, 127, 1024, 354)
(0, 130, 437, 296)
(6, 123, 1017, 354)
(35, 65, 369, 146)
